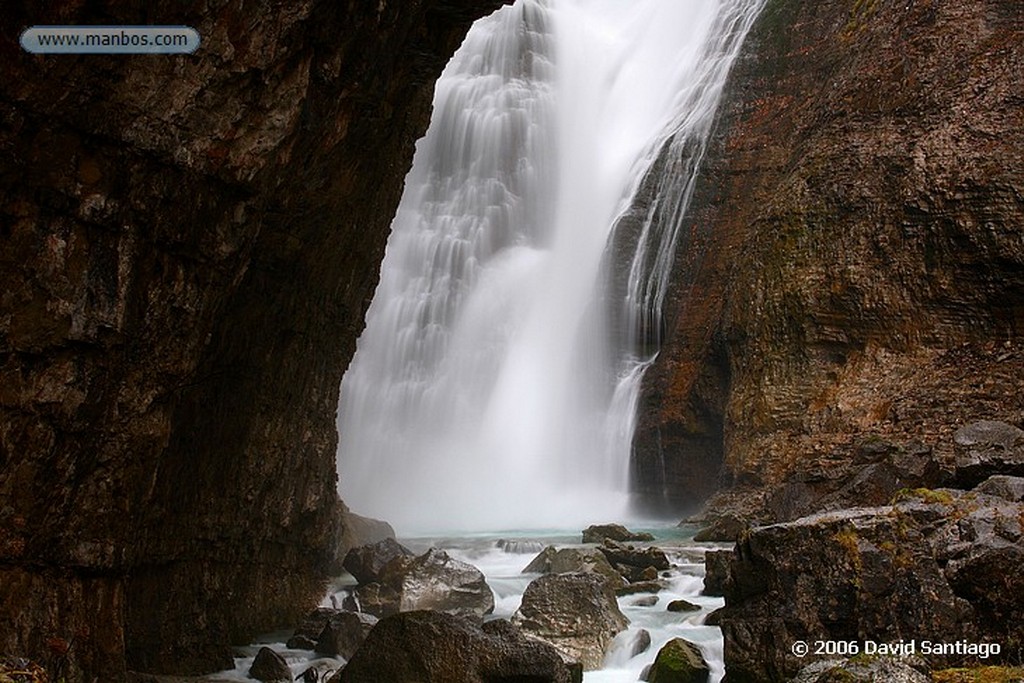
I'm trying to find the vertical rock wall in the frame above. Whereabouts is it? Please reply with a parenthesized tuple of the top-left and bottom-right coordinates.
(0, 1, 508, 679)
(634, 0, 1024, 511)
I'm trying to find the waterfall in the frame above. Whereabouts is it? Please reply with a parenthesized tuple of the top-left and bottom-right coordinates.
(338, 0, 764, 533)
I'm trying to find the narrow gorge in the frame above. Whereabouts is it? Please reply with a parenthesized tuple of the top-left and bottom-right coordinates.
(1, 0, 1021, 682)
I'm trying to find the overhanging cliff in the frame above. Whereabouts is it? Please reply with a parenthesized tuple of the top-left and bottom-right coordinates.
(0, 1, 508, 679)
(634, 0, 1024, 513)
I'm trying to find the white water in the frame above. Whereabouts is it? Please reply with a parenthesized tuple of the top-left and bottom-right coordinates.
(337, 0, 764, 533)
(215, 528, 731, 683)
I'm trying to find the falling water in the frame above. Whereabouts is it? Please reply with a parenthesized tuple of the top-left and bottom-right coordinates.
(338, 0, 764, 533)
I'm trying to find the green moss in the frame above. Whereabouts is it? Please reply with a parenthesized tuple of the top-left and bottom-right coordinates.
(891, 487, 954, 505)
(841, 0, 880, 43)
(832, 526, 864, 581)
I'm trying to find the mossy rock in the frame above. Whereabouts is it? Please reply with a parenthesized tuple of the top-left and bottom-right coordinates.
(647, 638, 710, 683)
(931, 666, 1024, 683)
(667, 599, 701, 613)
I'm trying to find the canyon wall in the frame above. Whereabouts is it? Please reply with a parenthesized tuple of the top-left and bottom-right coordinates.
(634, 0, 1024, 515)
(0, 1, 506, 679)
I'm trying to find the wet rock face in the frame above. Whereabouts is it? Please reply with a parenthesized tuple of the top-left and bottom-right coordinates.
(632, 0, 1024, 509)
(343, 538, 415, 585)
(343, 548, 495, 619)
(0, 1, 509, 679)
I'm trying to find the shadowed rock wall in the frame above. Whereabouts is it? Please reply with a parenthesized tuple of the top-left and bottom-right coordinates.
(0, 1, 507, 679)
(633, 0, 1024, 513)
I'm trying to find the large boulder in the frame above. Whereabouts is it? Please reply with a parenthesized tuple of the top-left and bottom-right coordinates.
(952, 420, 1024, 488)
(974, 475, 1024, 502)
(344, 548, 494, 619)
(582, 524, 655, 544)
(719, 507, 976, 682)
(932, 495, 1024, 658)
(702, 550, 731, 597)
(763, 440, 949, 523)
(513, 572, 628, 670)
(342, 538, 414, 585)
(336, 611, 580, 683)
(597, 540, 670, 574)
(313, 611, 378, 659)
(645, 638, 710, 683)
(249, 647, 292, 683)
(522, 546, 627, 591)
(288, 607, 357, 649)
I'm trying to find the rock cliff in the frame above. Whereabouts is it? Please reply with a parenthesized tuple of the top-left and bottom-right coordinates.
(633, 0, 1024, 514)
(0, 1, 507, 680)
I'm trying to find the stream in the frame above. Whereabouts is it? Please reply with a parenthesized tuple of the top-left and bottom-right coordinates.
(215, 524, 728, 682)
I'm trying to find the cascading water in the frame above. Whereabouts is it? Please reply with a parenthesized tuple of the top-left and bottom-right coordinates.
(338, 0, 764, 533)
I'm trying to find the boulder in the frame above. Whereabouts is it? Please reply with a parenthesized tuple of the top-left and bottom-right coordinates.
(344, 547, 494, 618)
(522, 546, 627, 591)
(945, 544, 1024, 660)
(764, 442, 949, 522)
(789, 657, 929, 683)
(598, 540, 670, 572)
(616, 581, 663, 596)
(249, 647, 292, 683)
(952, 420, 1024, 488)
(628, 629, 653, 657)
(719, 507, 976, 681)
(974, 475, 1024, 502)
(289, 607, 343, 647)
(342, 538, 414, 585)
(632, 596, 659, 607)
(702, 550, 731, 596)
(513, 572, 629, 670)
(286, 635, 317, 651)
(645, 638, 709, 683)
(336, 611, 580, 683)
(314, 611, 378, 660)
(582, 524, 655, 544)
(667, 599, 700, 613)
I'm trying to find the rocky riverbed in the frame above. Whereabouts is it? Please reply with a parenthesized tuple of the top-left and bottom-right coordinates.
(199, 525, 727, 683)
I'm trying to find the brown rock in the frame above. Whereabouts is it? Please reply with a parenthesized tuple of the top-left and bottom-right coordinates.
(631, 0, 1024, 525)
(598, 540, 670, 572)
(313, 611, 378, 660)
(702, 550, 731, 597)
(0, 1, 510, 678)
(582, 524, 656, 544)
(248, 647, 292, 683)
